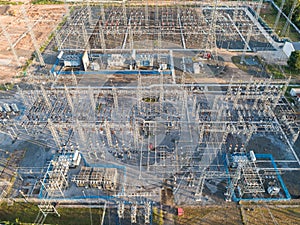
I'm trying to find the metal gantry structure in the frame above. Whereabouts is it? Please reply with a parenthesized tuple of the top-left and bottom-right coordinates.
(56, 0, 274, 53)
(11, 76, 299, 202)
(0, 0, 298, 75)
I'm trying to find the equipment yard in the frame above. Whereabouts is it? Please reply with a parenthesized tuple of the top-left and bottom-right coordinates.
(0, 0, 300, 224)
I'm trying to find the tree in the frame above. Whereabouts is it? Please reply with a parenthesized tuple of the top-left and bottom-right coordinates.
(274, 0, 300, 28)
(287, 50, 300, 70)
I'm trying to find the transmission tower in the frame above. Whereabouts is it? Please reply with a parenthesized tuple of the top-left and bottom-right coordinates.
(281, 0, 298, 37)
(273, 0, 286, 32)
(0, 20, 21, 67)
(21, 5, 45, 66)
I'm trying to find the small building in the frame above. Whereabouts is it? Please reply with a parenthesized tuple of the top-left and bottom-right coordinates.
(107, 54, 126, 68)
(267, 186, 280, 195)
(177, 208, 184, 216)
(283, 42, 300, 57)
(159, 63, 168, 70)
(193, 62, 200, 74)
(290, 88, 300, 97)
(10, 104, 19, 113)
(82, 50, 90, 71)
(2, 103, 11, 112)
(58, 150, 81, 168)
(136, 54, 154, 69)
(63, 54, 81, 67)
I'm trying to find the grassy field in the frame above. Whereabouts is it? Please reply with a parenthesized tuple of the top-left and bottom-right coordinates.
(1, 201, 300, 225)
(31, 0, 63, 4)
(174, 205, 243, 225)
(174, 202, 300, 225)
(0, 202, 104, 225)
(243, 206, 300, 224)
(240, 201, 300, 225)
(0, 83, 14, 91)
(231, 55, 270, 78)
(231, 55, 300, 79)
(265, 63, 300, 79)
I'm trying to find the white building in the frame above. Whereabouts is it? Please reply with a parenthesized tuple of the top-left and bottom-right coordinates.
(283, 42, 300, 58)
(290, 88, 300, 97)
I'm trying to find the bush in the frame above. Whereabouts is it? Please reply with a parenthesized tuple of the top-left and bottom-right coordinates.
(287, 50, 300, 71)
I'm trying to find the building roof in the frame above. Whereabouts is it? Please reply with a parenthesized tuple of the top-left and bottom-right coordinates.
(292, 42, 300, 50)
(291, 88, 300, 92)
(177, 208, 184, 216)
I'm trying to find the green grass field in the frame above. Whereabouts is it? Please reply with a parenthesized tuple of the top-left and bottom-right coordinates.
(1, 201, 300, 225)
(0, 202, 103, 225)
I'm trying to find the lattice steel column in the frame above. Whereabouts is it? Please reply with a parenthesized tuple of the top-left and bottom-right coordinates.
(155, 0, 159, 23)
(273, 77, 290, 108)
(64, 84, 74, 113)
(100, 27, 106, 52)
(88, 86, 96, 111)
(192, 96, 197, 117)
(100, 4, 105, 22)
(40, 85, 51, 109)
(54, 30, 62, 51)
(225, 164, 241, 202)
(158, 25, 162, 50)
(17, 85, 29, 107)
(133, 121, 140, 150)
(129, 24, 134, 50)
(145, 0, 149, 27)
(76, 120, 86, 148)
(195, 174, 206, 201)
(137, 71, 142, 111)
(181, 72, 186, 85)
(123, 0, 127, 25)
(48, 119, 61, 150)
(105, 120, 113, 147)
(240, 24, 253, 63)
(112, 87, 118, 110)
(81, 23, 90, 51)
(87, 0, 92, 26)
(159, 71, 164, 112)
